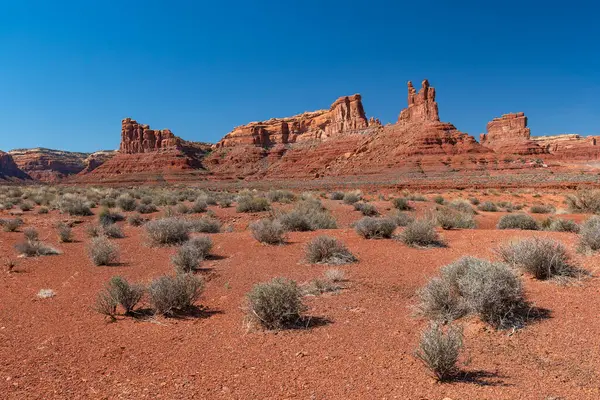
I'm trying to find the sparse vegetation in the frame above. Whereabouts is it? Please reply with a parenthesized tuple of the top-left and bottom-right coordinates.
(435, 207, 476, 230)
(497, 214, 539, 230)
(529, 204, 554, 214)
(565, 190, 600, 213)
(578, 216, 600, 251)
(236, 195, 271, 213)
(392, 197, 412, 211)
(0, 218, 23, 232)
(401, 218, 443, 247)
(415, 323, 463, 382)
(245, 277, 307, 330)
(148, 274, 204, 316)
(188, 217, 222, 233)
(305, 236, 357, 264)
(342, 191, 361, 205)
(57, 222, 73, 242)
(145, 217, 190, 246)
(88, 236, 119, 266)
(390, 211, 415, 227)
(477, 201, 498, 212)
(354, 217, 396, 239)
(250, 219, 286, 244)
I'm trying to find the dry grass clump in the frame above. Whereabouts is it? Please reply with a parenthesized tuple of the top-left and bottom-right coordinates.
(245, 277, 307, 330)
(342, 191, 361, 205)
(435, 207, 476, 230)
(565, 189, 600, 213)
(578, 216, 600, 252)
(236, 195, 271, 213)
(415, 323, 464, 382)
(417, 257, 526, 328)
(127, 213, 145, 226)
(448, 199, 477, 215)
(188, 216, 222, 233)
(529, 204, 554, 214)
(353, 202, 378, 216)
(390, 211, 415, 227)
(88, 236, 119, 266)
(305, 236, 357, 265)
(497, 237, 579, 280)
(145, 217, 190, 246)
(172, 237, 213, 273)
(98, 208, 124, 226)
(95, 276, 144, 319)
(497, 213, 539, 230)
(392, 197, 412, 211)
(0, 218, 23, 232)
(136, 203, 158, 214)
(102, 223, 125, 239)
(354, 217, 396, 239)
(250, 219, 286, 244)
(330, 191, 345, 200)
(400, 218, 444, 247)
(148, 274, 204, 316)
(542, 217, 579, 233)
(477, 201, 498, 212)
(57, 222, 73, 242)
(116, 194, 137, 211)
(267, 189, 296, 203)
(278, 199, 336, 231)
(57, 194, 93, 216)
(190, 199, 208, 213)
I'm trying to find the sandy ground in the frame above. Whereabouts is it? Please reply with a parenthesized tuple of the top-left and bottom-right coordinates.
(1, 191, 599, 399)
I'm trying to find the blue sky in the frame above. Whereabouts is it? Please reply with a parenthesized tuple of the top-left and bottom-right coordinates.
(1, 0, 599, 152)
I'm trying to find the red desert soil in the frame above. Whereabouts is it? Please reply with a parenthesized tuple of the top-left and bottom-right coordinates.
(1, 193, 600, 399)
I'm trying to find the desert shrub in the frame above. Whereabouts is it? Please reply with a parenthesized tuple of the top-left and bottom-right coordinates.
(104, 276, 144, 314)
(529, 204, 554, 214)
(448, 199, 476, 215)
(278, 200, 336, 231)
(330, 191, 345, 200)
(469, 197, 480, 205)
(116, 194, 137, 211)
(88, 236, 119, 266)
(98, 208, 124, 226)
(37, 206, 49, 214)
(57, 223, 73, 242)
(578, 216, 600, 251)
(1, 218, 23, 232)
(20, 201, 34, 211)
(267, 189, 295, 203)
(245, 278, 307, 330)
(176, 203, 190, 214)
(545, 218, 579, 233)
(497, 214, 539, 230)
(218, 198, 232, 208)
(392, 197, 412, 211)
(432, 195, 445, 205)
(188, 216, 222, 233)
(136, 203, 158, 214)
(23, 227, 39, 242)
(477, 201, 498, 212)
(305, 236, 357, 265)
(354, 202, 378, 216)
(145, 217, 190, 246)
(250, 219, 286, 244)
(190, 199, 208, 213)
(342, 192, 361, 205)
(58, 195, 93, 216)
(94, 288, 117, 320)
(303, 277, 340, 295)
(15, 240, 60, 257)
(497, 237, 574, 280)
(415, 323, 463, 382)
(86, 224, 103, 238)
(147, 274, 204, 315)
(99, 198, 116, 208)
(406, 193, 427, 201)
(103, 224, 124, 239)
(401, 219, 443, 247)
(236, 196, 271, 213)
(390, 211, 415, 227)
(565, 190, 600, 213)
(127, 213, 145, 226)
(140, 196, 153, 205)
(354, 217, 396, 239)
(418, 257, 525, 328)
(435, 207, 476, 230)
(172, 237, 212, 273)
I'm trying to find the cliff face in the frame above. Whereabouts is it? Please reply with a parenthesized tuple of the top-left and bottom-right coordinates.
(120, 118, 183, 153)
(8, 148, 116, 182)
(0, 151, 31, 181)
(479, 113, 544, 154)
(398, 80, 439, 123)
(214, 94, 370, 148)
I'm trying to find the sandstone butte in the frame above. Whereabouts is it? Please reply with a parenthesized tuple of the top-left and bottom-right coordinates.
(7, 148, 116, 182)
(5, 78, 600, 185)
(0, 150, 31, 181)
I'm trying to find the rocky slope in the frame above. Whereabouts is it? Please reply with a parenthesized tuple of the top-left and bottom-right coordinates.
(8, 148, 116, 182)
(0, 151, 31, 181)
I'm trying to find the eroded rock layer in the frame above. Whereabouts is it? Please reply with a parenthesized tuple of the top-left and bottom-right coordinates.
(0, 151, 31, 181)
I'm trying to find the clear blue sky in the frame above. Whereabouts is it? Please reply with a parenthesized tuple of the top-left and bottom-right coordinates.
(1, 0, 599, 152)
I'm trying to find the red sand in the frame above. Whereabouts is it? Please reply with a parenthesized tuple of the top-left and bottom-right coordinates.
(1, 192, 600, 399)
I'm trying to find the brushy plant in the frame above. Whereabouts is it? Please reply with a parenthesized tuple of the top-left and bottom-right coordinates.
(172, 237, 212, 273)
(136, 203, 158, 214)
(236, 196, 271, 213)
(324, 268, 346, 282)
(23, 227, 39, 242)
(57, 222, 73, 243)
(565, 189, 600, 213)
(392, 197, 412, 211)
(58, 195, 93, 216)
(187, 217, 222, 233)
(116, 194, 137, 211)
(330, 191, 345, 200)
(544, 218, 579, 233)
(497, 237, 576, 280)
(415, 323, 463, 382)
(432, 195, 445, 205)
(477, 201, 498, 212)
(102, 223, 125, 239)
(578, 216, 600, 252)
(469, 197, 480, 205)
(267, 189, 296, 203)
(127, 213, 145, 226)
(37, 206, 49, 214)
(98, 208, 124, 226)
(305, 236, 357, 265)
(390, 211, 415, 227)
(88, 236, 119, 266)
(529, 204, 554, 214)
(435, 207, 476, 230)
(145, 217, 190, 246)
(147, 274, 204, 316)
(448, 199, 477, 215)
(354, 202, 378, 216)
(15, 240, 60, 257)
(245, 277, 307, 330)
(354, 217, 396, 239)
(250, 219, 286, 244)
(342, 192, 361, 205)
(401, 218, 443, 247)
(497, 214, 539, 230)
(1, 218, 23, 232)
(103, 276, 144, 314)
(190, 199, 208, 213)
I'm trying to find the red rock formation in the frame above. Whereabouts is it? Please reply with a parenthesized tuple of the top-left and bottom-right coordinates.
(0, 151, 31, 180)
(120, 118, 182, 153)
(215, 94, 370, 148)
(398, 80, 440, 123)
(531, 134, 600, 160)
(480, 113, 545, 155)
(9, 148, 116, 182)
